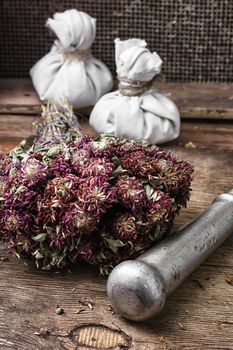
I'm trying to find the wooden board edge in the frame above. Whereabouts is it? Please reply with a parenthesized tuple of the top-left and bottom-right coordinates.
(1, 104, 233, 120)
(0, 105, 93, 116)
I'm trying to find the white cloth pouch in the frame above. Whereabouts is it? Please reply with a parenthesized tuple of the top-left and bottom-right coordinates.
(90, 38, 180, 144)
(30, 9, 113, 108)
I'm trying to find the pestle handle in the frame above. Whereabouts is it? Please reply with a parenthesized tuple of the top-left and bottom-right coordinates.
(107, 190, 233, 321)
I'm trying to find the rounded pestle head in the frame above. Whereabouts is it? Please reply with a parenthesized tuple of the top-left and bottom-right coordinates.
(107, 260, 166, 321)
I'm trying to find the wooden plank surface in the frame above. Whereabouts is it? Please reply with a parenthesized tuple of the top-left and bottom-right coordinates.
(0, 115, 233, 349)
(0, 79, 233, 120)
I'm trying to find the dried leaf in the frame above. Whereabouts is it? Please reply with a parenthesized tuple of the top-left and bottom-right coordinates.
(32, 249, 44, 259)
(145, 184, 153, 200)
(9, 150, 19, 163)
(47, 146, 60, 157)
(111, 164, 127, 177)
(104, 238, 125, 253)
(32, 233, 47, 242)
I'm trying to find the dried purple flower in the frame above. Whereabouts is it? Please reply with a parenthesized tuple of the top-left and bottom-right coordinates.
(61, 202, 98, 236)
(116, 175, 147, 214)
(0, 101, 193, 274)
(70, 148, 92, 173)
(119, 149, 159, 177)
(113, 212, 138, 241)
(80, 157, 115, 178)
(78, 176, 117, 217)
(50, 155, 72, 177)
(2, 209, 21, 232)
(20, 158, 47, 186)
(146, 190, 173, 225)
(44, 174, 79, 200)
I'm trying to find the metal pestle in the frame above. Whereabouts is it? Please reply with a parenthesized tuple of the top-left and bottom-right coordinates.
(107, 189, 233, 321)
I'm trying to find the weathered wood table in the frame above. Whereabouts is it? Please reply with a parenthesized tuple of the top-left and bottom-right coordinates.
(0, 80, 233, 350)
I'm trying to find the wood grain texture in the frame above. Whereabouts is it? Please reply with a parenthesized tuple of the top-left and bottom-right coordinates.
(0, 118, 233, 349)
(0, 79, 233, 120)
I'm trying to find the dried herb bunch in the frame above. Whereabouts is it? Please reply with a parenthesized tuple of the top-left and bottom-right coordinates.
(0, 101, 193, 274)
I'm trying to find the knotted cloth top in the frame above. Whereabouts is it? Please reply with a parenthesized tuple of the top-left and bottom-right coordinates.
(57, 42, 92, 63)
(117, 75, 156, 96)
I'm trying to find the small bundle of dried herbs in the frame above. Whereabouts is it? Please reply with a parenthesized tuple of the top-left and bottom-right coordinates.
(0, 101, 193, 274)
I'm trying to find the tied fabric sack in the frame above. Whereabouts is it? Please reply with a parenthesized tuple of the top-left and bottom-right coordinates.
(30, 9, 113, 108)
(90, 38, 180, 144)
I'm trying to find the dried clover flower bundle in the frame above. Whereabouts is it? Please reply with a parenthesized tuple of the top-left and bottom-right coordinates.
(0, 101, 193, 274)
